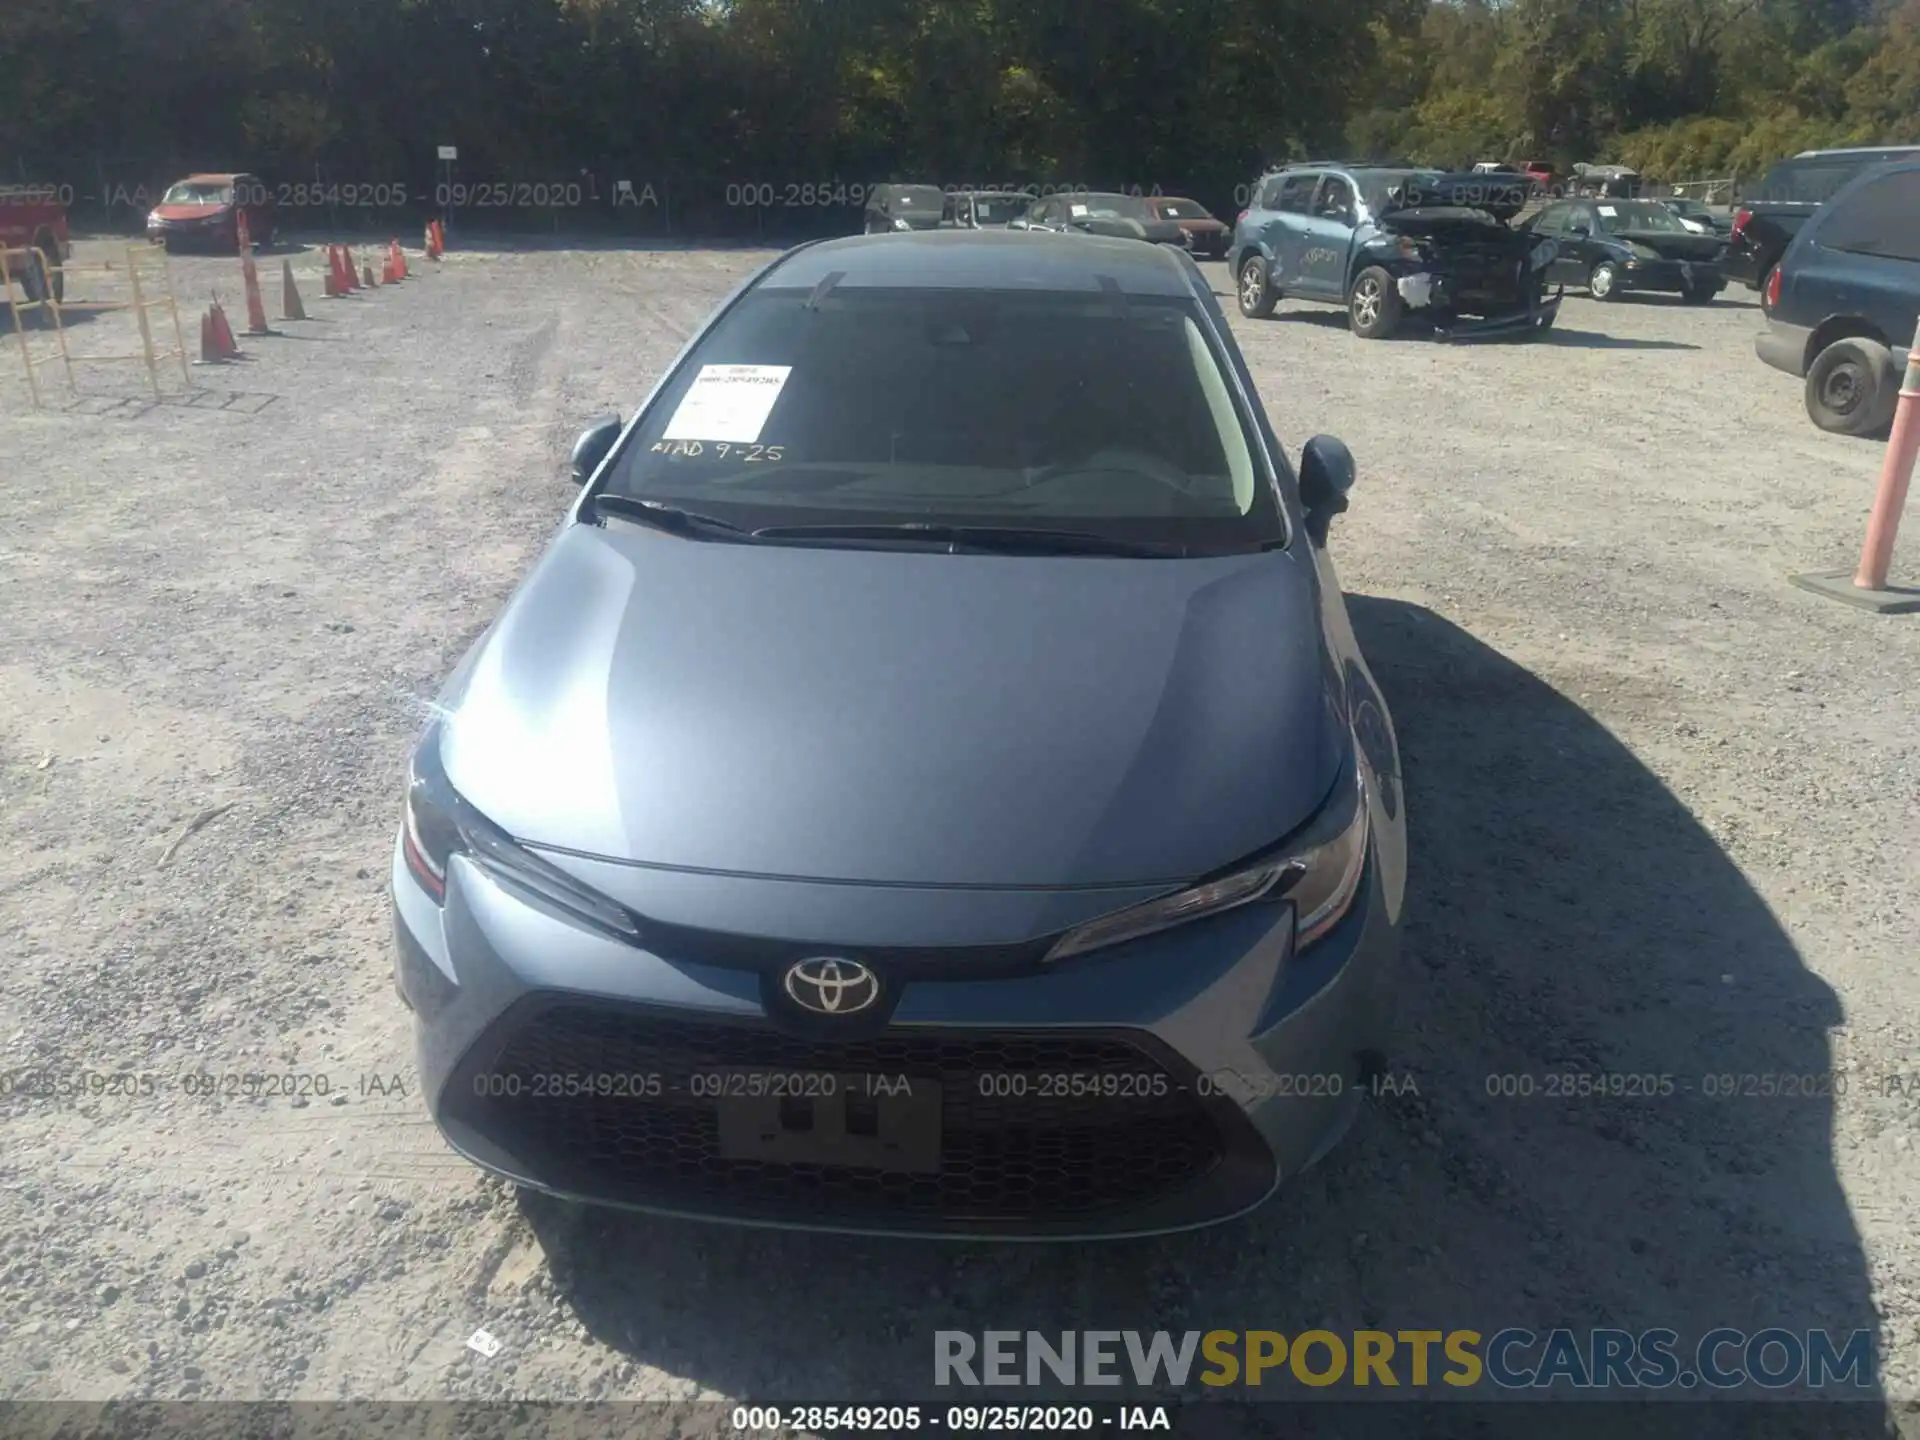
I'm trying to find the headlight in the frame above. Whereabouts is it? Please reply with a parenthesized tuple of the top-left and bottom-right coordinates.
(401, 726, 642, 942)
(1042, 747, 1370, 965)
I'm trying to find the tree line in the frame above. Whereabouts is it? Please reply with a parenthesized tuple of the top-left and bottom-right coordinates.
(2, 0, 1915, 234)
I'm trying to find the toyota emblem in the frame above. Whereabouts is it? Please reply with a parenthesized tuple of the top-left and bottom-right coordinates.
(783, 957, 881, 1016)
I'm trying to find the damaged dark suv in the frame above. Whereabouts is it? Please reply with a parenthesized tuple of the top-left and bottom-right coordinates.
(1228, 165, 1562, 339)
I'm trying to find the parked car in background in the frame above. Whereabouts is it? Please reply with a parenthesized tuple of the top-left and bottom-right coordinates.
(1146, 196, 1230, 258)
(1524, 197, 1725, 302)
(1726, 146, 1920, 312)
(1229, 166, 1560, 340)
(1515, 160, 1561, 196)
(1656, 196, 1731, 235)
(0, 183, 70, 304)
(1010, 192, 1188, 246)
(1755, 157, 1920, 437)
(1567, 164, 1642, 199)
(945, 190, 1031, 229)
(146, 173, 276, 252)
(863, 184, 948, 234)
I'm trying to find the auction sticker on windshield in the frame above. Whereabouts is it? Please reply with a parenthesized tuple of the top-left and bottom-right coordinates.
(1597, 205, 1618, 216)
(661, 365, 792, 444)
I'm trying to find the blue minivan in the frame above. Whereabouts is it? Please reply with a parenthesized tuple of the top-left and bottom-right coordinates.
(1755, 157, 1920, 436)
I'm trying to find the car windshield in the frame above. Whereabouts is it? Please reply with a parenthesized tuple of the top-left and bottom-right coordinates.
(1596, 201, 1686, 233)
(1077, 193, 1150, 219)
(1156, 200, 1209, 219)
(968, 195, 1027, 222)
(602, 285, 1277, 550)
(163, 182, 231, 204)
(886, 187, 944, 210)
(1754, 157, 1902, 204)
(1663, 199, 1706, 217)
(1357, 170, 1443, 213)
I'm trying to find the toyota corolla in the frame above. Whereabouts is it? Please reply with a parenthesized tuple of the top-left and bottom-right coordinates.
(391, 229, 1408, 1239)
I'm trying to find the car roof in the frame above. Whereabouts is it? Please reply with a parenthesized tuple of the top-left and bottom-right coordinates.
(1791, 146, 1920, 158)
(764, 231, 1199, 299)
(1265, 162, 1424, 175)
(179, 173, 243, 183)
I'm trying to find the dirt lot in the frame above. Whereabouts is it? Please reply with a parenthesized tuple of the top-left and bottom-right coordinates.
(2, 235, 1918, 1431)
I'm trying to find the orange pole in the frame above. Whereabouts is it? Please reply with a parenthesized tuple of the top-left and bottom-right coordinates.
(1854, 318, 1920, 593)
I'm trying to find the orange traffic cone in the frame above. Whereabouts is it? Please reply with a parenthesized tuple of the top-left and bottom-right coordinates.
(282, 259, 308, 320)
(195, 309, 223, 364)
(427, 219, 445, 259)
(209, 298, 241, 359)
(362, 261, 379, 289)
(242, 250, 277, 335)
(344, 248, 362, 291)
(392, 239, 408, 279)
(423, 221, 435, 259)
(324, 246, 347, 297)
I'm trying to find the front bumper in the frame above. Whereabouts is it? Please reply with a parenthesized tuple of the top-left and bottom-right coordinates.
(392, 813, 1404, 1239)
(1617, 258, 1722, 293)
(148, 216, 237, 245)
(1431, 286, 1565, 342)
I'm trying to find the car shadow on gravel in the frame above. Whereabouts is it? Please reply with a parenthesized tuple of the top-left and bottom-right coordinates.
(1541, 329, 1701, 351)
(518, 598, 1884, 1436)
(0, 305, 108, 336)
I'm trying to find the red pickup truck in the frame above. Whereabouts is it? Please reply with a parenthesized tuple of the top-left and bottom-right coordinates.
(0, 184, 70, 304)
(1514, 160, 1562, 196)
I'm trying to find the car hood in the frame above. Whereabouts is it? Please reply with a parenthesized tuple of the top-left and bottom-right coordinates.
(438, 521, 1343, 888)
(1073, 215, 1187, 244)
(1170, 217, 1227, 233)
(1375, 207, 1525, 241)
(154, 204, 229, 221)
(1384, 173, 1530, 223)
(1609, 229, 1725, 261)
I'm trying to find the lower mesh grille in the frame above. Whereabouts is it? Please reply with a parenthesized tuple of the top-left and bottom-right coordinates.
(446, 1002, 1250, 1225)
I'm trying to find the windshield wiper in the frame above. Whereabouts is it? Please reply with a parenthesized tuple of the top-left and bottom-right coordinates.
(747, 522, 1190, 557)
(587, 492, 762, 543)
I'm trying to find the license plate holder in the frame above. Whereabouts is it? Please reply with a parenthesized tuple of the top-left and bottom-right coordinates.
(714, 1071, 942, 1174)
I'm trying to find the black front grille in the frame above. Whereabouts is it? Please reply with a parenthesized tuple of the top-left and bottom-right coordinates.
(445, 1000, 1271, 1231)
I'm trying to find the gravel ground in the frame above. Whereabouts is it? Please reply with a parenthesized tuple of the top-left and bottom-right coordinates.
(2, 235, 1918, 1433)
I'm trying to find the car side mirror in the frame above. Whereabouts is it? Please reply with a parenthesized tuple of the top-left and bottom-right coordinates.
(569, 415, 622, 484)
(1299, 434, 1355, 543)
